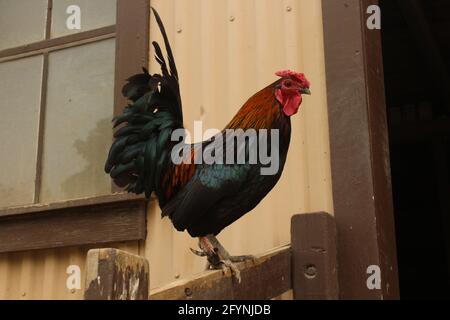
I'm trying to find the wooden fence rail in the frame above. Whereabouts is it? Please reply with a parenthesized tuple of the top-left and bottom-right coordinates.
(84, 212, 338, 300)
(150, 245, 291, 300)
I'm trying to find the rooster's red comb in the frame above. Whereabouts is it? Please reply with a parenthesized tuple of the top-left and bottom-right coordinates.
(275, 70, 310, 88)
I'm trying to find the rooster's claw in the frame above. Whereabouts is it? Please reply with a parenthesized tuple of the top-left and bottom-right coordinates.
(190, 248, 207, 257)
(220, 259, 242, 284)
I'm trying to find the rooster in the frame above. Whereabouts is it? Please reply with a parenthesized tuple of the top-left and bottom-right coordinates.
(105, 8, 310, 280)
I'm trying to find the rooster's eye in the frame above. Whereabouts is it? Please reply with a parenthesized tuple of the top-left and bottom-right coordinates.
(284, 80, 292, 87)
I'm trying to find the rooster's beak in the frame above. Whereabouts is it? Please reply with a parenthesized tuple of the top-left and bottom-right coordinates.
(300, 88, 311, 95)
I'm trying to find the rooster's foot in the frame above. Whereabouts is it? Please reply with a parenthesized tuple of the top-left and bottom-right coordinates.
(219, 259, 241, 283)
(194, 235, 254, 283)
(190, 248, 207, 257)
(193, 237, 221, 267)
(204, 258, 241, 283)
(206, 235, 255, 264)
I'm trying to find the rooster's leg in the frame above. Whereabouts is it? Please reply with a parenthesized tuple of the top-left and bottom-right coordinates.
(190, 235, 239, 282)
(206, 235, 255, 263)
(192, 236, 244, 281)
(190, 236, 221, 266)
(190, 235, 255, 283)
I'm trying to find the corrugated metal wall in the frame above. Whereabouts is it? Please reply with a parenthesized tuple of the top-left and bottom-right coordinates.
(0, 0, 332, 299)
(0, 242, 139, 300)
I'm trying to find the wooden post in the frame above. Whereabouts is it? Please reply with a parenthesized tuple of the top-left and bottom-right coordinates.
(84, 248, 149, 300)
(291, 212, 339, 299)
(322, 0, 399, 299)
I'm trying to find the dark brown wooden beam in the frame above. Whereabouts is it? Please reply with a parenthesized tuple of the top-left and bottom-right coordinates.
(0, 193, 145, 218)
(322, 0, 399, 299)
(0, 194, 147, 253)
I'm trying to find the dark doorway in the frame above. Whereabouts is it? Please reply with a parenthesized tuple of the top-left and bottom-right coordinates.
(380, 0, 450, 299)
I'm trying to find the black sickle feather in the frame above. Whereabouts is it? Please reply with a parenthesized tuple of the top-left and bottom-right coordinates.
(151, 7, 179, 80)
(152, 41, 169, 77)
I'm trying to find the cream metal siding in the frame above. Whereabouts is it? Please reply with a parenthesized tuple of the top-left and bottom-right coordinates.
(0, 0, 332, 299)
(0, 242, 139, 300)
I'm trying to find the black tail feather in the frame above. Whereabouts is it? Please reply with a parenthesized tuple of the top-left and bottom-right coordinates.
(105, 8, 183, 199)
(151, 7, 178, 80)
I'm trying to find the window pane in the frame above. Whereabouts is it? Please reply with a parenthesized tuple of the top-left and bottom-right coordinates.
(0, 0, 47, 50)
(51, 0, 116, 38)
(40, 39, 115, 203)
(0, 56, 43, 208)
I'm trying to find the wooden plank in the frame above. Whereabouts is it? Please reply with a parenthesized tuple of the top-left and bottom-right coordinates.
(0, 196, 147, 253)
(150, 245, 291, 300)
(291, 213, 338, 300)
(0, 33, 116, 63)
(361, 0, 400, 300)
(85, 248, 149, 300)
(0, 193, 145, 218)
(0, 25, 116, 60)
(322, 0, 399, 299)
